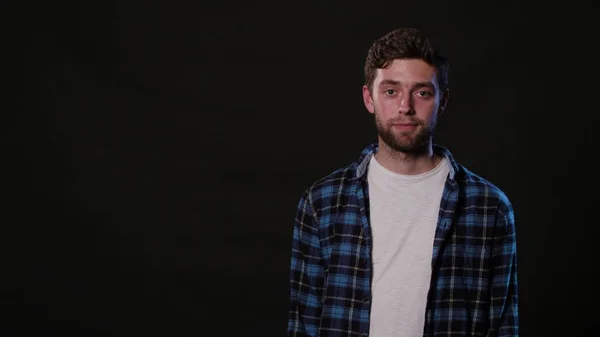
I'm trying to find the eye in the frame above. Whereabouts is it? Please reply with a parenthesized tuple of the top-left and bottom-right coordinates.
(385, 89, 397, 96)
(415, 90, 432, 97)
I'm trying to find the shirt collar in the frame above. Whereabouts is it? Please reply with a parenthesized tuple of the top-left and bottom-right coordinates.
(354, 143, 458, 181)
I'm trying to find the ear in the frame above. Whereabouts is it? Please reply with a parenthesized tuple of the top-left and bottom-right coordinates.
(438, 88, 449, 115)
(362, 85, 375, 114)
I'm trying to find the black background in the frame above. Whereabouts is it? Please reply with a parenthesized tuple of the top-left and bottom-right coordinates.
(9, 0, 599, 336)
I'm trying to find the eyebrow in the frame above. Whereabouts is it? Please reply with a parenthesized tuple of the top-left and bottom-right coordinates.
(378, 80, 435, 89)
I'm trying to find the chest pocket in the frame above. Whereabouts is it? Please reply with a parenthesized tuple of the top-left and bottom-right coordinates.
(325, 221, 368, 273)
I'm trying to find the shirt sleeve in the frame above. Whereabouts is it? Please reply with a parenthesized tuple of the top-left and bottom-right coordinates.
(287, 191, 325, 337)
(489, 199, 519, 336)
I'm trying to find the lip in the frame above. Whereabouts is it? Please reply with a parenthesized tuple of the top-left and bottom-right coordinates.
(392, 123, 418, 129)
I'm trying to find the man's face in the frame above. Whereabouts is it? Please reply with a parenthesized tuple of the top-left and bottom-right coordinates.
(362, 58, 448, 154)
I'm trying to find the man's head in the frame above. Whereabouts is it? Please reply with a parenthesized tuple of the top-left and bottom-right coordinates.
(362, 28, 449, 156)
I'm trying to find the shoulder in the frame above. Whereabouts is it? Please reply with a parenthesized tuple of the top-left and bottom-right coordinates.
(302, 164, 357, 208)
(300, 144, 376, 208)
(456, 164, 514, 216)
(436, 144, 512, 211)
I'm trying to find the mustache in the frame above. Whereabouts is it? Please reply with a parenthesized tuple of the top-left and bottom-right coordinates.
(387, 118, 424, 126)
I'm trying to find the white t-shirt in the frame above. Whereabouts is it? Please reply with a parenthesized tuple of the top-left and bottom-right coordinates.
(367, 155, 450, 337)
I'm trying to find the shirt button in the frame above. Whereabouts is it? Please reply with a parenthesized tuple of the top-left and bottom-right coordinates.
(363, 296, 370, 303)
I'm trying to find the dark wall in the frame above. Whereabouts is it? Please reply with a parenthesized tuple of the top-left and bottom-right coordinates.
(11, 1, 598, 336)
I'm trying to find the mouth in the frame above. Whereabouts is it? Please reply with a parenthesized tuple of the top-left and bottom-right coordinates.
(392, 123, 418, 130)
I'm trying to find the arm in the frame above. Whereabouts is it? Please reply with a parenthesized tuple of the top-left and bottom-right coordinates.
(489, 200, 519, 336)
(288, 192, 325, 337)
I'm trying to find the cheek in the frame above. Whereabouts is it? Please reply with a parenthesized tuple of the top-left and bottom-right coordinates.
(376, 99, 399, 114)
(415, 100, 438, 115)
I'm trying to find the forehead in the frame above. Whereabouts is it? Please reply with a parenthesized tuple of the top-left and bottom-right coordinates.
(375, 59, 438, 85)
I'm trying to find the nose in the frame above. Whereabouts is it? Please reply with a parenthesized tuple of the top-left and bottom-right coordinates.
(398, 96, 411, 113)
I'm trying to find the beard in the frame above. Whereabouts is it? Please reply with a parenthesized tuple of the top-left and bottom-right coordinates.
(374, 111, 437, 156)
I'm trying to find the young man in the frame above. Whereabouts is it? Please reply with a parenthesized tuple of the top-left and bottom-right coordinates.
(287, 28, 519, 337)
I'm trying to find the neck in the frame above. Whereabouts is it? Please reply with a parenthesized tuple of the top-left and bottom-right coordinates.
(375, 139, 441, 175)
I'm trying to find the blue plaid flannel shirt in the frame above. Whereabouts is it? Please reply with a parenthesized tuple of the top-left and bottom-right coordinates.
(288, 143, 519, 337)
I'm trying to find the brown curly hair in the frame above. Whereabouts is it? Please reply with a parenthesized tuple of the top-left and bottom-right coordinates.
(364, 28, 448, 93)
